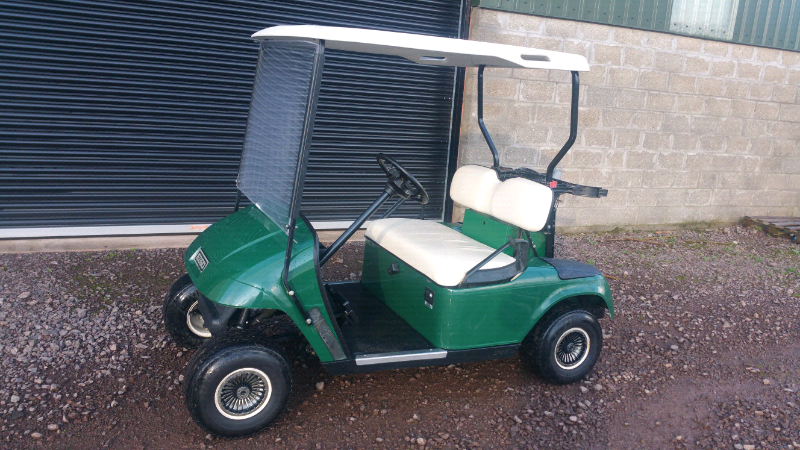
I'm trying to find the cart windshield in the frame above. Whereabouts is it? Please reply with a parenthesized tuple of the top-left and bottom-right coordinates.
(237, 39, 321, 232)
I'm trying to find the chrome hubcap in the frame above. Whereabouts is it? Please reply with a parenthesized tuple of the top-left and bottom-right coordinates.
(555, 327, 590, 370)
(214, 368, 272, 420)
(186, 300, 211, 338)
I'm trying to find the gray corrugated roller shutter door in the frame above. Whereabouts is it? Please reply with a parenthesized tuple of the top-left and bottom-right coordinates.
(0, 0, 463, 229)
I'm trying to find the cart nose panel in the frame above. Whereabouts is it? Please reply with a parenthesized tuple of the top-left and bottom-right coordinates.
(184, 205, 309, 309)
(190, 206, 284, 266)
(184, 208, 340, 363)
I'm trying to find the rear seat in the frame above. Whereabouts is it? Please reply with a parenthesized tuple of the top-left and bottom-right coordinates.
(365, 165, 553, 287)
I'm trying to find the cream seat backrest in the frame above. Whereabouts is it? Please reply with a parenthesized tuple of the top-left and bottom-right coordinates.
(490, 177, 553, 232)
(450, 165, 553, 232)
(449, 165, 501, 216)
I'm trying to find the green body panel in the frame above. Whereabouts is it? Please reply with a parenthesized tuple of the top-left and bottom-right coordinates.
(460, 209, 546, 258)
(184, 205, 337, 362)
(182, 206, 614, 363)
(361, 238, 613, 350)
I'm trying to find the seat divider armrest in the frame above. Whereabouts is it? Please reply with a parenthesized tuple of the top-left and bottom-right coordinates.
(459, 238, 529, 288)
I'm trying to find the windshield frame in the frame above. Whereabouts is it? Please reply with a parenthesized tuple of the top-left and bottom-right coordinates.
(236, 38, 325, 322)
(236, 38, 326, 234)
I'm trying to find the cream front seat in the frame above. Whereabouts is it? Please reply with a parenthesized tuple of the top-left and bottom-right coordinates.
(364, 165, 553, 287)
(365, 218, 515, 287)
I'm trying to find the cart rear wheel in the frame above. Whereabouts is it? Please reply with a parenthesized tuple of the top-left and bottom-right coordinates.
(163, 274, 211, 348)
(521, 309, 602, 384)
(184, 331, 291, 438)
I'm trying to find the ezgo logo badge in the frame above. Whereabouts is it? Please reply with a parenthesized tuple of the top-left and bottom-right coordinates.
(193, 248, 209, 272)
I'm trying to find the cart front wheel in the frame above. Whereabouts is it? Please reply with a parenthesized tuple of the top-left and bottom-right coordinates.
(163, 274, 211, 348)
(184, 332, 291, 437)
(521, 309, 602, 384)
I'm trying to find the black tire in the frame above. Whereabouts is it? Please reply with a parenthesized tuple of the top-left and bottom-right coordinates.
(184, 330, 292, 438)
(163, 274, 210, 349)
(521, 309, 602, 385)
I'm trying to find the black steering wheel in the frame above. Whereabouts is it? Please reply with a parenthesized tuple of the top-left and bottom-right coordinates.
(376, 154, 429, 205)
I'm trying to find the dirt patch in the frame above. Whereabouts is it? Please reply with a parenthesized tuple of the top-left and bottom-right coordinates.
(1, 227, 798, 449)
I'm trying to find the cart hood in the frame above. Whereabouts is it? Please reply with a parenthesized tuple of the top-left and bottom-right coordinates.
(184, 205, 315, 309)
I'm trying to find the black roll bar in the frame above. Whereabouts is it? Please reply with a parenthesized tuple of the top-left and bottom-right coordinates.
(546, 71, 580, 181)
(475, 69, 581, 259)
(477, 68, 580, 174)
(477, 65, 500, 168)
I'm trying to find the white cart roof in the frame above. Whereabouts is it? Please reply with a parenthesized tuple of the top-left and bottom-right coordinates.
(252, 25, 589, 71)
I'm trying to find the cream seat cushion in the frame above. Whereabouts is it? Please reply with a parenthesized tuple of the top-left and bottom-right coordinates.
(365, 218, 515, 287)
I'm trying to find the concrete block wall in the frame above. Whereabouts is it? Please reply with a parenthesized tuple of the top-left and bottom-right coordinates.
(458, 8, 800, 230)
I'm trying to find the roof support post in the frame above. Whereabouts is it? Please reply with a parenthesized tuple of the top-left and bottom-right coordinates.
(546, 71, 579, 181)
(477, 65, 500, 168)
(280, 40, 326, 325)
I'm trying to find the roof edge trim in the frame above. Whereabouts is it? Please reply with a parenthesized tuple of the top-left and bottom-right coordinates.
(252, 25, 589, 71)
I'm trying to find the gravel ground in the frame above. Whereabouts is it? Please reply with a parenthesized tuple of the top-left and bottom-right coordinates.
(0, 226, 798, 449)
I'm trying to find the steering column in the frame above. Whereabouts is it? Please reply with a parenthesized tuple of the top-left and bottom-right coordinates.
(319, 154, 429, 266)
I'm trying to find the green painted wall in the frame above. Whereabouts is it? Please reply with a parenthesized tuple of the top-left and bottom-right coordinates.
(472, 0, 800, 51)
(733, 0, 800, 49)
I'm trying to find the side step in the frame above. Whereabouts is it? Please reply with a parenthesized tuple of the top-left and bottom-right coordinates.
(356, 349, 447, 366)
(322, 344, 519, 375)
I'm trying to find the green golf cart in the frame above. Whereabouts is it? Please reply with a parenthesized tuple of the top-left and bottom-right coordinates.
(162, 25, 613, 437)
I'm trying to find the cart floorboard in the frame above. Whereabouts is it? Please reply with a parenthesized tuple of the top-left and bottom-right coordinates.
(327, 281, 434, 355)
